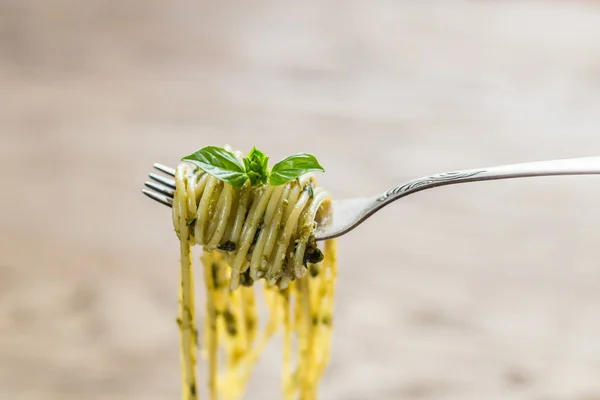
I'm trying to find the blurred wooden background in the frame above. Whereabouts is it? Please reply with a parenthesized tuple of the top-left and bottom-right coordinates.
(2, 1, 600, 399)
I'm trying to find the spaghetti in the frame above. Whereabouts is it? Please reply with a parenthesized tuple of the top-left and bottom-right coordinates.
(172, 149, 337, 400)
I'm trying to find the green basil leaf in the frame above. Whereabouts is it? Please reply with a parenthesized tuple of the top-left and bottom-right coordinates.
(243, 147, 270, 186)
(269, 153, 325, 186)
(181, 146, 248, 188)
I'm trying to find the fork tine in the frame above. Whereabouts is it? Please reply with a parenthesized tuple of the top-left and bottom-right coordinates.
(145, 181, 175, 198)
(142, 189, 173, 207)
(154, 163, 176, 176)
(149, 173, 176, 189)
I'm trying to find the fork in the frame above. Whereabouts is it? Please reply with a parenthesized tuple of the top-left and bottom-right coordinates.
(143, 156, 600, 241)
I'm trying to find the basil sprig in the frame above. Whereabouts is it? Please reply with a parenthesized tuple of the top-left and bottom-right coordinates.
(181, 146, 324, 189)
(243, 147, 269, 186)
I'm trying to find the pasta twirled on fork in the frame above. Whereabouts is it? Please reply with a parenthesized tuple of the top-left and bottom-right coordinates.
(172, 149, 337, 400)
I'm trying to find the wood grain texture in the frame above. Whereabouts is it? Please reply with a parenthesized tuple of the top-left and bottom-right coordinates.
(2, 1, 600, 399)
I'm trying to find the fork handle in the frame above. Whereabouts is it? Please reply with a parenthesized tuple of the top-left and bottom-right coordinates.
(375, 156, 600, 204)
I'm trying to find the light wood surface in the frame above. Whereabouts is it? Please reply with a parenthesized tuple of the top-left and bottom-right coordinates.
(2, 1, 600, 399)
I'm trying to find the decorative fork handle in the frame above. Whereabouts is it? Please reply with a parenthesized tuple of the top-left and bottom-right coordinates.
(375, 156, 600, 205)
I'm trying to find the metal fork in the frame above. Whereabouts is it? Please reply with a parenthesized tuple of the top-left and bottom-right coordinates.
(143, 156, 600, 241)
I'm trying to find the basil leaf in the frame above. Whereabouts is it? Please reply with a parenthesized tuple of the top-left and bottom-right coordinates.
(269, 153, 325, 186)
(181, 146, 248, 188)
(243, 147, 269, 186)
